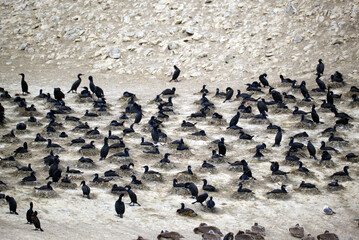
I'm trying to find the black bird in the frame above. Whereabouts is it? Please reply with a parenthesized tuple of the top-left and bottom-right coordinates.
(202, 179, 217, 192)
(31, 211, 43, 232)
(88, 76, 96, 94)
(123, 123, 135, 136)
(100, 137, 109, 160)
(330, 166, 349, 178)
(289, 137, 304, 151)
(120, 162, 134, 170)
(14, 142, 28, 157)
(170, 65, 180, 82)
(299, 181, 317, 189)
(16, 163, 32, 172)
(160, 153, 171, 164)
(66, 166, 83, 174)
(206, 196, 215, 211)
(298, 161, 310, 175)
(218, 137, 226, 156)
(54, 88, 65, 102)
(269, 87, 283, 103)
(185, 182, 198, 198)
(293, 106, 307, 115)
(329, 133, 347, 142)
(228, 112, 240, 128)
(254, 148, 264, 160)
(70, 137, 85, 145)
(104, 170, 119, 177)
(143, 165, 160, 175)
(267, 185, 287, 194)
(181, 165, 193, 175)
(161, 87, 176, 96)
(307, 140, 317, 160)
(223, 87, 234, 103)
(19, 73, 29, 94)
(68, 73, 83, 93)
(257, 99, 268, 116)
(35, 181, 53, 191)
(270, 162, 288, 176)
(192, 193, 208, 205)
(311, 105, 320, 123)
(259, 73, 269, 87)
(320, 141, 339, 153)
(21, 171, 36, 183)
(316, 59, 324, 76)
(26, 202, 33, 224)
(173, 179, 186, 188)
(80, 181, 91, 199)
(320, 151, 332, 164)
(273, 127, 282, 147)
(125, 185, 141, 206)
(115, 194, 125, 218)
(5, 196, 18, 215)
(299, 81, 311, 100)
(280, 74, 295, 83)
(315, 76, 326, 90)
(93, 173, 111, 183)
(130, 175, 142, 185)
(134, 110, 143, 125)
(237, 183, 253, 193)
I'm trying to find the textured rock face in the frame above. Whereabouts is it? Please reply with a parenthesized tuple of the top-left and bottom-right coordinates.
(0, 0, 358, 80)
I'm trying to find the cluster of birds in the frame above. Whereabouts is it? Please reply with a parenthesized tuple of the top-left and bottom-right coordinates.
(0, 61, 358, 239)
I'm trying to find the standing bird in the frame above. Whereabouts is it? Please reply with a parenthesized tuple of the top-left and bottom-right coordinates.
(206, 196, 215, 211)
(54, 88, 65, 102)
(31, 211, 44, 231)
(223, 87, 234, 103)
(80, 181, 91, 199)
(257, 99, 268, 116)
(300, 81, 311, 100)
(88, 76, 96, 94)
(259, 73, 269, 87)
(218, 137, 226, 156)
(228, 112, 240, 128)
(115, 193, 125, 218)
(307, 140, 317, 160)
(311, 105, 320, 123)
(316, 59, 324, 76)
(99, 137, 109, 160)
(5, 196, 18, 215)
(19, 73, 29, 94)
(67, 73, 83, 93)
(170, 65, 180, 82)
(125, 185, 141, 206)
(26, 202, 34, 224)
(273, 127, 282, 147)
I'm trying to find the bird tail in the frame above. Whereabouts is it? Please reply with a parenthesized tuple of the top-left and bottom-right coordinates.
(67, 90, 71, 93)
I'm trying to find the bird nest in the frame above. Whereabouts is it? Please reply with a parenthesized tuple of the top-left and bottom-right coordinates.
(231, 191, 255, 200)
(79, 148, 99, 156)
(141, 173, 164, 182)
(169, 187, 191, 196)
(34, 189, 58, 198)
(174, 173, 198, 182)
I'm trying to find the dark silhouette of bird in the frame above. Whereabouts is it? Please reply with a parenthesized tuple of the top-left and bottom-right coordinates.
(54, 88, 65, 102)
(218, 137, 226, 156)
(26, 202, 34, 224)
(125, 185, 141, 206)
(170, 65, 180, 82)
(5, 196, 18, 215)
(259, 73, 269, 87)
(192, 193, 208, 205)
(115, 193, 125, 218)
(206, 196, 215, 211)
(31, 211, 44, 232)
(223, 87, 234, 103)
(19, 73, 29, 94)
(80, 181, 91, 199)
(307, 140, 317, 160)
(311, 105, 320, 123)
(273, 127, 282, 147)
(257, 99, 268, 116)
(100, 137, 109, 160)
(316, 59, 324, 76)
(68, 73, 83, 93)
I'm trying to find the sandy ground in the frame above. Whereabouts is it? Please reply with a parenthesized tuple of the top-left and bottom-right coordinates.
(1, 0, 359, 239)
